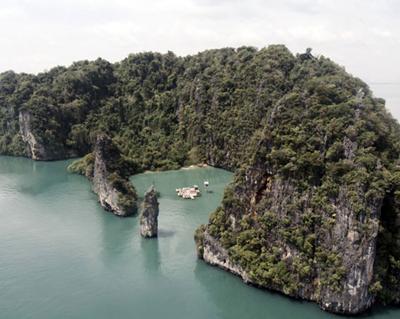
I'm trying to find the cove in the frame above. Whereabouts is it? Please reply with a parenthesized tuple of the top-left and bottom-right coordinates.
(0, 156, 399, 319)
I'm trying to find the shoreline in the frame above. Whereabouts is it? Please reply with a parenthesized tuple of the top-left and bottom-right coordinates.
(143, 163, 209, 174)
(180, 163, 208, 170)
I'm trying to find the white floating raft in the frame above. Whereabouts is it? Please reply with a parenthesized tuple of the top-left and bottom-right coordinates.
(176, 185, 201, 199)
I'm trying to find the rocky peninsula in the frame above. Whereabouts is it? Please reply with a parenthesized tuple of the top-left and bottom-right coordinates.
(68, 134, 138, 216)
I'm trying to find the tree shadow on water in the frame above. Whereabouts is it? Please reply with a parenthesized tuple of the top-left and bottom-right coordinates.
(193, 260, 356, 319)
(358, 305, 400, 318)
(99, 212, 137, 264)
(140, 237, 161, 274)
(158, 228, 176, 238)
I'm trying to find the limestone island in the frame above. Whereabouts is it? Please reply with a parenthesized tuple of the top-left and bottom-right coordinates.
(1, 46, 399, 315)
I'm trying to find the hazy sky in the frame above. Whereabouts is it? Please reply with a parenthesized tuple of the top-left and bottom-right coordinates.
(0, 0, 399, 116)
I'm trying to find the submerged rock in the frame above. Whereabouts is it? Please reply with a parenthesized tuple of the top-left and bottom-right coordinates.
(140, 186, 159, 238)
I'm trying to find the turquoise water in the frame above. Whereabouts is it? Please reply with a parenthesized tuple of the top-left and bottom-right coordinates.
(0, 156, 399, 319)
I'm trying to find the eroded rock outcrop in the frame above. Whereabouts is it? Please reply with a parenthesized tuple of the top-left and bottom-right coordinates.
(140, 186, 159, 237)
(87, 134, 137, 216)
(195, 229, 251, 282)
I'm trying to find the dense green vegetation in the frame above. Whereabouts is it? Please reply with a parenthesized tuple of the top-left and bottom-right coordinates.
(1, 45, 399, 308)
(67, 153, 94, 176)
(194, 50, 400, 305)
(0, 46, 304, 170)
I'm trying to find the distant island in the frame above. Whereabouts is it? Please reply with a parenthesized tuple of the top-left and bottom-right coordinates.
(0, 45, 399, 314)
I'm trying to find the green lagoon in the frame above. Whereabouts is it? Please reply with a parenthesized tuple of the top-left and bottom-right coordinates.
(0, 156, 399, 319)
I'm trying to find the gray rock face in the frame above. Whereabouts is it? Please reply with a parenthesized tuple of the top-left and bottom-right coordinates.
(140, 186, 159, 237)
(19, 111, 48, 160)
(91, 135, 137, 217)
(18, 110, 71, 160)
(201, 231, 251, 282)
(196, 159, 386, 315)
(318, 186, 380, 314)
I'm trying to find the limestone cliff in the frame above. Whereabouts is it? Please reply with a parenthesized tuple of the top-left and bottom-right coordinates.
(80, 134, 138, 217)
(19, 111, 49, 160)
(140, 186, 159, 237)
(195, 166, 382, 314)
(18, 110, 71, 160)
(195, 85, 400, 314)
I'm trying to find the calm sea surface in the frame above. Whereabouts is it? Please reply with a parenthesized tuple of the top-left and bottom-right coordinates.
(0, 156, 399, 319)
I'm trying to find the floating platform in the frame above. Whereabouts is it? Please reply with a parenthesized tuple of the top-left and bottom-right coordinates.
(176, 185, 201, 199)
